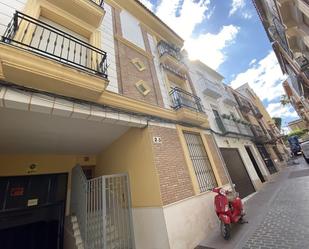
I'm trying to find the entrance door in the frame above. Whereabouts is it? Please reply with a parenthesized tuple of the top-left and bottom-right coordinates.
(0, 173, 67, 249)
(245, 146, 265, 183)
(220, 148, 255, 198)
(256, 145, 277, 174)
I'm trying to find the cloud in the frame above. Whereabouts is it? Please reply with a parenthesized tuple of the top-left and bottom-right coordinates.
(249, 58, 256, 66)
(151, 0, 239, 70)
(230, 51, 287, 102)
(186, 25, 240, 70)
(266, 102, 298, 119)
(242, 12, 253, 19)
(156, 0, 210, 39)
(229, 0, 245, 16)
(206, 6, 216, 20)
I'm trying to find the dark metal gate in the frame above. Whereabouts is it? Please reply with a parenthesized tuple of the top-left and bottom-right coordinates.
(256, 145, 278, 174)
(0, 173, 68, 249)
(220, 148, 255, 198)
(245, 146, 265, 183)
(183, 132, 217, 192)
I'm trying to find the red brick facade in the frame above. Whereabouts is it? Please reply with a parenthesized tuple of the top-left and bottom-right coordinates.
(112, 6, 164, 107)
(149, 125, 195, 205)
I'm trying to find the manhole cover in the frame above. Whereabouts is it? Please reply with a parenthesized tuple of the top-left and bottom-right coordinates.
(289, 169, 309, 179)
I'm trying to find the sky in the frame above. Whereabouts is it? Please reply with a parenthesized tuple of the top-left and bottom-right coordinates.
(139, 0, 298, 130)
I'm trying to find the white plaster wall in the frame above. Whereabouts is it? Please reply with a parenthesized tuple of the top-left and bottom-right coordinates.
(132, 207, 170, 249)
(187, 62, 242, 134)
(148, 33, 172, 109)
(214, 135, 268, 190)
(163, 192, 219, 249)
(0, 0, 27, 35)
(100, 3, 118, 93)
(120, 10, 145, 50)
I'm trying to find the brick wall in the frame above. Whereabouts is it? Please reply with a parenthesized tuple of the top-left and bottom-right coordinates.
(149, 125, 194, 205)
(113, 8, 164, 107)
(204, 134, 229, 185)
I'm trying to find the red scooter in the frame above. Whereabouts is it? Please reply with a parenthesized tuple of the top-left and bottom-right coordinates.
(212, 187, 246, 240)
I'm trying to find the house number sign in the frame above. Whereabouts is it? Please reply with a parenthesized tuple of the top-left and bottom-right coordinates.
(153, 136, 162, 144)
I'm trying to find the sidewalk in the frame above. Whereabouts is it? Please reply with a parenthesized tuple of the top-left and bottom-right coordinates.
(197, 157, 309, 249)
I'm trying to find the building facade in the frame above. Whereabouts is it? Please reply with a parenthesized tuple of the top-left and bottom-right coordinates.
(0, 1, 231, 249)
(236, 83, 289, 170)
(253, 0, 309, 126)
(0, 1, 288, 249)
(185, 59, 280, 200)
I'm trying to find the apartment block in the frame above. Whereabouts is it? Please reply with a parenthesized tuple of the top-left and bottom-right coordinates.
(0, 1, 233, 249)
(253, 0, 309, 126)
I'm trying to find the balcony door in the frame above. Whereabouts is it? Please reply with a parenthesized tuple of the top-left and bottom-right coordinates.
(30, 17, 90, 70)
(213, 109, 225, 133)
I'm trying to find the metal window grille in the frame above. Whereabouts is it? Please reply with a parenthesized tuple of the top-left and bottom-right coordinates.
(183, 132, 217, 192)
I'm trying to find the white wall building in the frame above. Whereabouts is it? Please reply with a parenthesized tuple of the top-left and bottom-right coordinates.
(185, 58, 271, 197)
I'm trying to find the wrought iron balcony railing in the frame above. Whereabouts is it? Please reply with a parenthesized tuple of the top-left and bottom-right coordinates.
(157, 40, 182, 61)
(234, 95, 251, 113)
(1, 11, 108, 79)
(219, 116, 254, 137)
(90, 0, 104, 8)
(251, 105, 263, 119)
(251, 124, 267, 139)
(268, 16, 293, 57)
(162, 63, 186, 80)
(169, 87, 204, 113)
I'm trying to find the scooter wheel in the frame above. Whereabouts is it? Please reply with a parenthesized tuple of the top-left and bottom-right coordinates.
(220, 221, 231, 240)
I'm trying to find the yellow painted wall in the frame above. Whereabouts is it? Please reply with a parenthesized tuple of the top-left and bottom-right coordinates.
(247, 114, 259, 126)
(0, 154, 96, 215)
(96, 127, 162, 208)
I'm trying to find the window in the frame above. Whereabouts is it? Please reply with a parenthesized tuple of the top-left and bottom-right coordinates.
(120, 10, 145, 50)
(135, 80, 150, 95)
(183, 132, 217, 192)
(131, 58, 146, 71)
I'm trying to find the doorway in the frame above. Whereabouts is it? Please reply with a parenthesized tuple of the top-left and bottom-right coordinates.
(245, 146, 265, 183)
(0, 173, 67, 249)
(220, 148, 255, 198)
(256, 145, 277, 174)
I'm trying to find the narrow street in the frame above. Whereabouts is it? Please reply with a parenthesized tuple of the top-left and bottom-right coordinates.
(199, 157, 309, 249)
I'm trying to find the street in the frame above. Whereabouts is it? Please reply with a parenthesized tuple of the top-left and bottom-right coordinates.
(198, 157, 309, 249)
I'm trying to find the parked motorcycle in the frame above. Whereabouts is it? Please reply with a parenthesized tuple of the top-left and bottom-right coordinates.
(212, 187, 246, 240)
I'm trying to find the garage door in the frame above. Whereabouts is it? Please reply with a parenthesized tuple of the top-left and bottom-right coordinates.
(0, 173, 67, 249)
(220, 148, 255, 198)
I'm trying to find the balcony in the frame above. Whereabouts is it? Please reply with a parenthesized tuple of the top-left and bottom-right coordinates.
(222, 90, 238, 106)
(161, 63, 187, 85)
(203, 79, 222, 99)
(157, 40, 186, 73)
(237, 123, 254, 137)
(45, 0, 105, 28)
(251, 105, 263, 119)
(235, 95, 252, 113)
(251, 125, 270, 143)
(169, 87, 208, 125)
(267, 129, 277, 142)
(0, 12, 108, 100)
(219, 115, 253, 137)
(268, 16, 293, 57)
